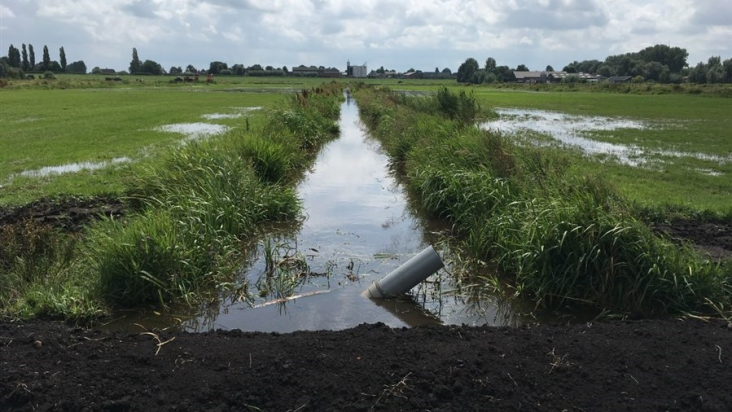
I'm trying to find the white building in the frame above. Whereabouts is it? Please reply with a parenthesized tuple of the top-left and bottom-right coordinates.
(347, 60, 367, 78)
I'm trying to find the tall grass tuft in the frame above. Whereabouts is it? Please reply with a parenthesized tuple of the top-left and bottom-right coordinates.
(354, 85, 731, 315)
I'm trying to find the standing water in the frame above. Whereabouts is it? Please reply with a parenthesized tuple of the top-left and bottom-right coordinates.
(131, 94, 526, 333)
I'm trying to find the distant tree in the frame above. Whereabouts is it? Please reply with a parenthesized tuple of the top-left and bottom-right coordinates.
(706, 64, 725, 84)
(485, 57, 496, 73)
(28, 44, 35, 70)
(91, 66, 102, 74)
(265, 65, 274, 71)
(231, 64, 245, 75)
(248, 64, 263, 71)
(637, 44, 688, 73)
(406, 68, 415, 73)
(59, 47, 66, 72)
(66, 60, 87, 74)
(442, 68, 452, 74)
(169, 66, 182, 75)
(21, 44, 29, 71)
(185, 64, 197, 73)
(6, 45, 21, 68)
(47, 61, 62, 72)
(597, 64, 615, 77)
(435, 67, 439, 73)
(723, 59, 732, 83)
(494, 66, 515, 82)
(515, 64, 529, 71)
(140, 59, 163, 75)
(208, 61, 228, 74)
(643, 61, 670, 83)
(545, 65, 554, 72)
(129, 48, 142, 74)
(456, 58, 479, 83)
(282, 66, 288, 74)
(563, 62, 577, 73)
(470, 69, 486, 84)
(376, 66, 385, 74)
(42, 45, 51, 71)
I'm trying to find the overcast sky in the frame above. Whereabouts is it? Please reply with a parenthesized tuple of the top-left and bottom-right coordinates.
(1, 0, 731, 73)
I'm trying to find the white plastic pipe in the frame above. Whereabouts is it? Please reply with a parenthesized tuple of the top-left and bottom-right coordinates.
(362, 245, 444, 298)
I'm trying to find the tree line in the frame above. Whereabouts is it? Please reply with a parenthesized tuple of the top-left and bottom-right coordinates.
(127, 48, 289, 77)
(1, 43, 86, 78)
(457, 44, 732, 84)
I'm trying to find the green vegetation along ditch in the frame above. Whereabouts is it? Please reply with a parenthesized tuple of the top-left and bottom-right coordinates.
(0, 84, 344, 321)
(354, 85, 731, 316)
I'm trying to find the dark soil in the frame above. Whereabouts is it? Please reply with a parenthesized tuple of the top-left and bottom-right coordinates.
(0, 196, 125, 233)
(653, 219, 732, 261)
(1, 319, 731, 411)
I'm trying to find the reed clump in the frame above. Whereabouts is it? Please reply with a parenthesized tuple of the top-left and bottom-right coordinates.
(354, 85, 731, 315)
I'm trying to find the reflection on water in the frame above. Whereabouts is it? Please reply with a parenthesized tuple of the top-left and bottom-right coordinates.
(183, 94, 527, 333)
(483, 108, 729, 169)
(20, 157, 131, 177)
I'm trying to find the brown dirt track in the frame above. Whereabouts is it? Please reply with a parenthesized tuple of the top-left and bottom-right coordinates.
(2, 319, 731, 411)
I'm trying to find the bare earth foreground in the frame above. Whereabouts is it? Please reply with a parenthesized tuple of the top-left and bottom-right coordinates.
(2, 199, 732, 410)
(1, 319, 731, 411)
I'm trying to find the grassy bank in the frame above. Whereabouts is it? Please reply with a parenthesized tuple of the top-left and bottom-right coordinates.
(0, 84, 344, 320)
(354, 86, 731, 315)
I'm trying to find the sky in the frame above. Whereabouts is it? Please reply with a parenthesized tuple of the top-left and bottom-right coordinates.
(1, 0, 731, 73)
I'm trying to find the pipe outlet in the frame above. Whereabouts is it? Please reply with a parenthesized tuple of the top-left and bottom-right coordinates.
(362, 245, 444, 299)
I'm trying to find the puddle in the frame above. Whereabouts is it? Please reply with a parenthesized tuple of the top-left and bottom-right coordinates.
(20, 157, 131, 178)
(483, 108, 730, 167)
(156, 122, 229, 141)
(201, 106, 262, 120)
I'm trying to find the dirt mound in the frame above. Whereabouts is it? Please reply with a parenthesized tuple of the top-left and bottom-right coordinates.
(654, 219, 732, 261)
(0, 196, 125, 232)
(2, 319, 730, 411)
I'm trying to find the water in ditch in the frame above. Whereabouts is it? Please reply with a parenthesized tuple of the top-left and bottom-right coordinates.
(109, 94, 530, 333)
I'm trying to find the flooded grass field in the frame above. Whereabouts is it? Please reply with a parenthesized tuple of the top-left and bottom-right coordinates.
(0, 88, 279, 204)
(1, 79, 730, 328)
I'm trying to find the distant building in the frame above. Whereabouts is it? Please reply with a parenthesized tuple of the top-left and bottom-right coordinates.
(100, 68, 116, 75)
(347, 60, 367, 78)
(512, 70, 604, 83)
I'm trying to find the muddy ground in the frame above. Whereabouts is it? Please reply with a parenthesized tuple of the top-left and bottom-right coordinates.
(1, 197, 731, 410)
(0, 196, 125, 233)
(1, 319, 731, 411)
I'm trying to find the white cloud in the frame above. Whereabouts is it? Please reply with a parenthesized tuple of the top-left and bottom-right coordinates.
(0, 0, 729, 72)
(0, 5, 16, 18)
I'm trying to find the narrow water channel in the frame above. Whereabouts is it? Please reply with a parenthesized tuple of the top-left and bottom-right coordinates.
(169, 93, 527, 333)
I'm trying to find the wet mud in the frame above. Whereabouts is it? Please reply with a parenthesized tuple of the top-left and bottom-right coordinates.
(0, 196, 125, 233)
(2, 319, 730, 411)
(653, 219, 732, 261)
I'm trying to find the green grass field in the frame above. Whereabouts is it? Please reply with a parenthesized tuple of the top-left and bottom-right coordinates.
(0, 84, 282, 204)
(1, 75, 730, 214)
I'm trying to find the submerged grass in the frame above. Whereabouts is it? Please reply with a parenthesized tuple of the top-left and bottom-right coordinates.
(0, 83, 344, 320)
(355, 85, 731, 316)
